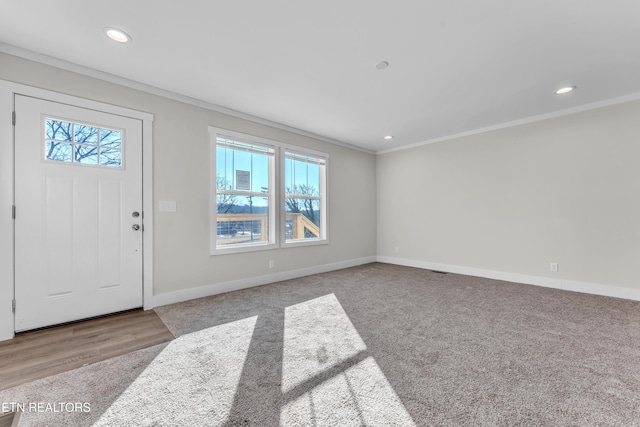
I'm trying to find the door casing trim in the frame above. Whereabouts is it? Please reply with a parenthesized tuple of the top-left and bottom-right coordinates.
(0, 80, 154, 341)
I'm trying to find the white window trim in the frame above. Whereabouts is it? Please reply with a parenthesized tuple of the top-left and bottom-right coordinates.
(280, 147, 329, 248)
(209, 127, 329, 255)
(210, 127, 278, 255)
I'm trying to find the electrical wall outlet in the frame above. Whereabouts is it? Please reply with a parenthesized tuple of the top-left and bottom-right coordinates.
(394, 246, 399, 254)
(269, 260, 275, 269)
(550, 262, 558, 272)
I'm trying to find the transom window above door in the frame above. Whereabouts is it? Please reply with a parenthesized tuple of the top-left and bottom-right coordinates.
(44, 117, 123, 168)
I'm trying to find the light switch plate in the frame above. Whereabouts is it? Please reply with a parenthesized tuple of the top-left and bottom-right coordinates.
(159, 200, 177, 212)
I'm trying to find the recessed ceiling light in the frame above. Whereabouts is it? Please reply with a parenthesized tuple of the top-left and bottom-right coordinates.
(375, 61, 389, 70)
(105, 27, 132, 43)
(383, 135, 393, 140)
(555, 86, 576, 95)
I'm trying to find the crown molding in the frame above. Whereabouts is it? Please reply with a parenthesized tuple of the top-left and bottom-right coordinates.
(0, 42, 374, 155)
(377, 92, 640, 155)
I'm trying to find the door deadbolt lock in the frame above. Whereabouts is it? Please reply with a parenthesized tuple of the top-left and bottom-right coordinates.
(132, 211, 140, 218)
(132, 224, 141, 231)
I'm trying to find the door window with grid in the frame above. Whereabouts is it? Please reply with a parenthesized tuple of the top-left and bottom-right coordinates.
(44, 118, 123, 167)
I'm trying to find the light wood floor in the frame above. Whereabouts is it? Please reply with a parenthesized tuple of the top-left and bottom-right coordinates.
(0, 309, 174, 390)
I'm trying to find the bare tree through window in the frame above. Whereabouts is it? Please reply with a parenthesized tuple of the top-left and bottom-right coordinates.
(45, 119, 122, 167)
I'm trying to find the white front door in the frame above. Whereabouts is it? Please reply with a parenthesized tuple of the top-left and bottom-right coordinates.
(14, 95, 144, 332)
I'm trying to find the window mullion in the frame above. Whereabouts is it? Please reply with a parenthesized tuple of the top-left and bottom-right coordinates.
(211, 126, 327, 254)
(218, 190, 269, 197)
(284, 194, 320, 200)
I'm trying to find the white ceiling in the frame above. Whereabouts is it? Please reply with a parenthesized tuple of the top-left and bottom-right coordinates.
(1, 1, 640, 153)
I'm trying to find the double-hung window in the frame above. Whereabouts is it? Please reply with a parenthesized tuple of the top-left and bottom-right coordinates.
(212, 134, 276, 253)
(210, 127, 328, 254)
(283, 150, 326, 244)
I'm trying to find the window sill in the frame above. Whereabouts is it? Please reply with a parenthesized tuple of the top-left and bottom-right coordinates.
(282, 238, 329, 249)
(211, 241, 277, 256)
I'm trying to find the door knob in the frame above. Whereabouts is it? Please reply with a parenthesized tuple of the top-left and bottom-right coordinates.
(132, 224, 140, 231)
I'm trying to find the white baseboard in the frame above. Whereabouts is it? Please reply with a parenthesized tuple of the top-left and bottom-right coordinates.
(376, 256, 640, 302)
(153, 256, 377, 308)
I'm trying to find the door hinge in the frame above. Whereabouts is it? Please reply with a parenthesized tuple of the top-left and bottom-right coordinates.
(12, 300, 16, 313)
(12, 205, 16, 219)
(12, 111, 15, 126)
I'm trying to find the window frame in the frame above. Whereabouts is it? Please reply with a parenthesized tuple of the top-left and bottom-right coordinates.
(43, 116, 125, 169)
(210, 128, 277, 255)
(280, 147, 328, 248)
(210, 127, 329, 255)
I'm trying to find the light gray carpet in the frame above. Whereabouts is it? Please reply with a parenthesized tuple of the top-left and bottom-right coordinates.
(2, 262, 640, 426)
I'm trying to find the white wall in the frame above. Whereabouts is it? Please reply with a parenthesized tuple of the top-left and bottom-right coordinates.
(0, 52, 377, 308)
(377, 100, 640, 292)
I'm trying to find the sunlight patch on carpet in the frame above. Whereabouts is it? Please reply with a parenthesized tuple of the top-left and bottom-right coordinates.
(93, 316, 258, 426)
(281, 294, 416, 426)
